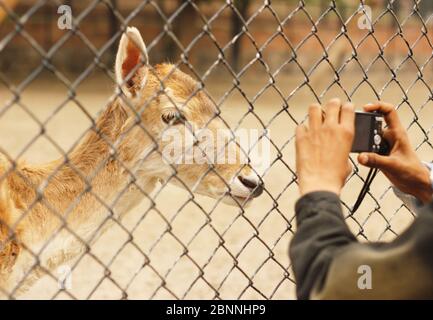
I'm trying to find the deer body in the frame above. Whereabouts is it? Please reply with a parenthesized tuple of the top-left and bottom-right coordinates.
(0, 101, 151, 294)
(0, 27, 263, 297)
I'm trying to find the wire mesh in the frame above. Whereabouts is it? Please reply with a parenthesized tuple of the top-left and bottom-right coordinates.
(0, 0, 432, 299)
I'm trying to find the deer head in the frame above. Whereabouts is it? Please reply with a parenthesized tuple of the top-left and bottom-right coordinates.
(114, 27, 264, 206)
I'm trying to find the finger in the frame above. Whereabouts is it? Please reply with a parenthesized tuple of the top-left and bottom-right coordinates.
(324, 98, 342, 125)
(358, 152, 393, 170)
(308, 103, 322, 130)
(340, 102, 355, 130)
(363, 102, 403, 130)
(295, 124, 308, 160)
(382, 129, 395, 146)
(346, 159, 354, 177)
(296, 124, 308, 139)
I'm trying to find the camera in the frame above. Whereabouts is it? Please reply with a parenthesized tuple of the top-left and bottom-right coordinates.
(351, 111, 389, 155)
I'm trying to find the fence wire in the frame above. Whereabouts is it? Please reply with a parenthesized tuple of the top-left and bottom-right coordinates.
(0, 0, 432, 299)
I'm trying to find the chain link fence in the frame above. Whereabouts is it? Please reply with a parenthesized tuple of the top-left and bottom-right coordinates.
(0, 0, 432, 299)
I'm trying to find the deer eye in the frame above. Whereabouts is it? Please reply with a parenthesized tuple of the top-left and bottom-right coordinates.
(161, 111, 186, 125)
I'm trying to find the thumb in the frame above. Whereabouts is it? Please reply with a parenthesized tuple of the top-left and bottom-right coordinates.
(358, 153, 392, 170)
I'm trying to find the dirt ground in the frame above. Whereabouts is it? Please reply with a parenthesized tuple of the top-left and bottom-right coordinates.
(0, 66, 432, 299)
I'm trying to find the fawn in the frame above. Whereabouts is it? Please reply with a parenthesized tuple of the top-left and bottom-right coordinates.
(0, 27, 264, 297)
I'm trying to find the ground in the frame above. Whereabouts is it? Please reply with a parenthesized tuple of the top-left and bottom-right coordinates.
(0, 65, 431, 299)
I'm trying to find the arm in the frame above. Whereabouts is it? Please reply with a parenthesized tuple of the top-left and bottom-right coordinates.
(292, 99, 433, 299)
(289, 191, 356, 300)
(290, 192, 433, 299)
(291, 98, 357, 299)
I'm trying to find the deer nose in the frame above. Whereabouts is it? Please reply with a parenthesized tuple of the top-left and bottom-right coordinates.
(238, 176, 264, 198)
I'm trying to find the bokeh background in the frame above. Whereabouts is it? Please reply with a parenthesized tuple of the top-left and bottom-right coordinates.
(0, 0, 432, 299)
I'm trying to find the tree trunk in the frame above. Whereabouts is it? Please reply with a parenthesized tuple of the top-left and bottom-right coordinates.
(163, 0, 198, 62)
(230, 0, 250, 72)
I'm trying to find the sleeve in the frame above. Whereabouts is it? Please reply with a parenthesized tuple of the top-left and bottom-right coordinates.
(289, 191, 433, 300)
(288, 191, 357, 300)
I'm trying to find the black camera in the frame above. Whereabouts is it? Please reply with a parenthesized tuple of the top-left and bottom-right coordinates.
(351, 111, 389, 155)
(351, 111, 390, 213)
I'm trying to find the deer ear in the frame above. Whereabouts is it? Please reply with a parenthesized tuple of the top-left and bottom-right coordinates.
(115, 27, 149, 97)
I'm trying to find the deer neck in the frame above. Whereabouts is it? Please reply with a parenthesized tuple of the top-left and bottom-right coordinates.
(9, 98, 163, 228)
(61, 98, 164, 208)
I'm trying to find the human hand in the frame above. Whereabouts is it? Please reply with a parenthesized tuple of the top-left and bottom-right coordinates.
(296, 99, 355, 196)
(358, 102, 432, 204)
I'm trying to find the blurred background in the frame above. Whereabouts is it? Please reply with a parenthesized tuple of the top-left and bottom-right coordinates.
(2, 1, 433, 77)
(0, 0, 432, 299)
(2, 0, 433, 136)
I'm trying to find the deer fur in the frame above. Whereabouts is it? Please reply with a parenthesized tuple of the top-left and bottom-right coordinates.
(0, 27, 263, 297)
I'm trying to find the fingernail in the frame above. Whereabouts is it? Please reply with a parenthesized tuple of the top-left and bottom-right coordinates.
(330, 98, 341, 105)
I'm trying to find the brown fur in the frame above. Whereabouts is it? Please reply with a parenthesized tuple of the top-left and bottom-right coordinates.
(0, 28, 258, 296)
